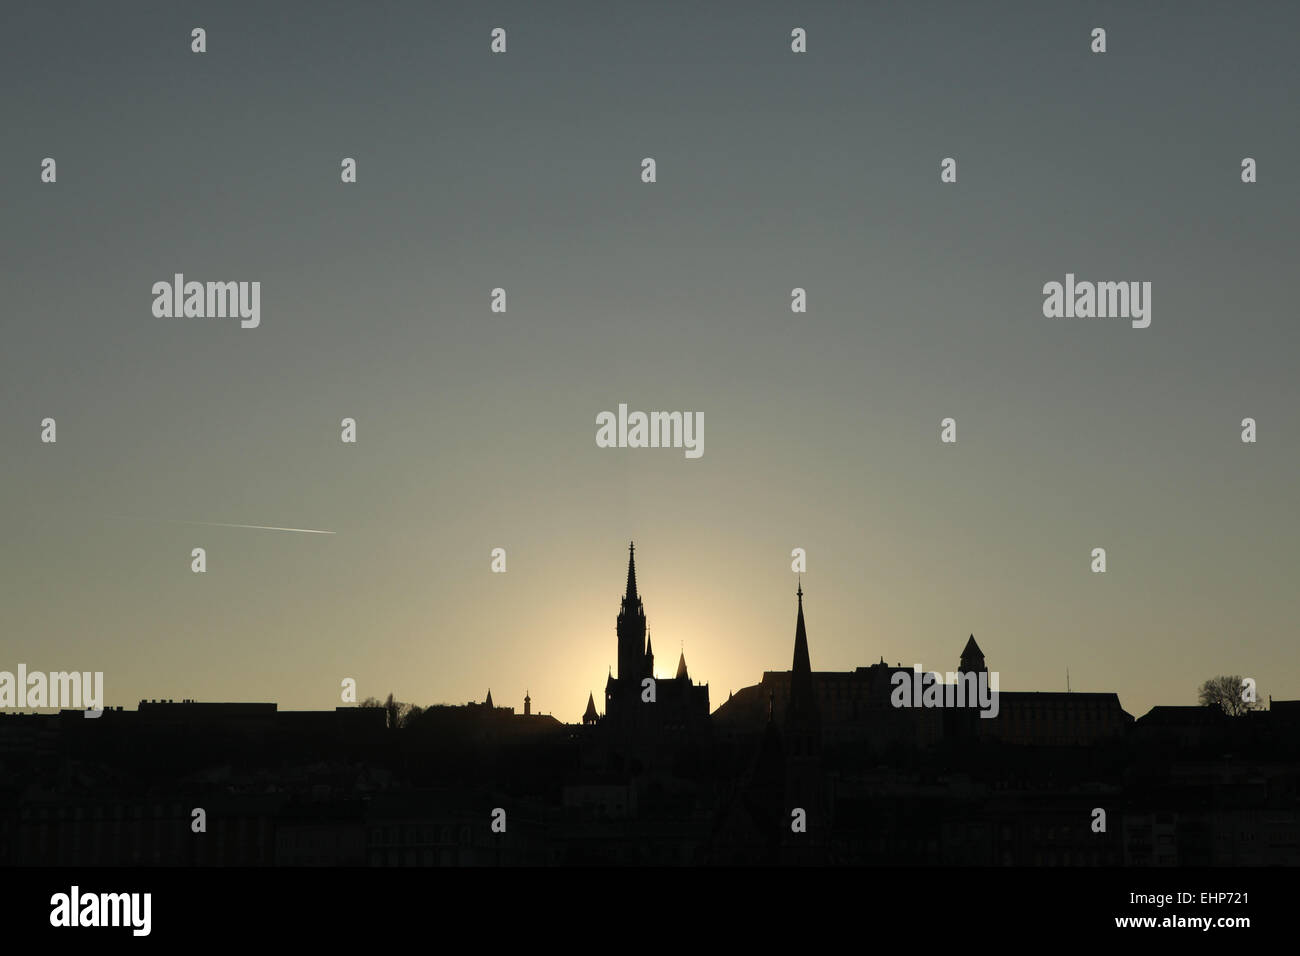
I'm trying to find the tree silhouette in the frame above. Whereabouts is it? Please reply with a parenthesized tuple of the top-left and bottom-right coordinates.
(1197, 675, 1260, 716)
(359, 693, 416, 728)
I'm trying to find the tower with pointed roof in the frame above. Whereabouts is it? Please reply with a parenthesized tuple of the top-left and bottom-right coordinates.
(782, 580, 826, 861)
(617, 542, 647, 684)
(959, 635, 986, 675)
(950, 635, 988, 742)
(601, 542, 709, 734)
(784, 581, 821, 757)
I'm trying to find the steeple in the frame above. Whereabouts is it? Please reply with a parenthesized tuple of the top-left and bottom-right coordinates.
(676, 649, 689, 680)
(785, 581, 820, 753)
(485, 689, 494, 709)
(625, 540, 638, 602)
(780, 582, 824, 856)
(524, 690, 531, 716)
(959, 634, 986, 674)
(792, 580, 811, 675)
(583, 692, 599, 725)
(616, 541, 647, 681)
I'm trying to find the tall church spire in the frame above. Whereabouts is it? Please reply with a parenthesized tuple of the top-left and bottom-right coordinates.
(783, 581, 823, 856)
(786, 581, 819, 754)
(625, 541, 638, 601)
(792, 580, 811, 675)
(616, 542, 647, 681)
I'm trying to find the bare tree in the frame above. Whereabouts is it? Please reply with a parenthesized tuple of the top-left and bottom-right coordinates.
(358, 693, 413, 729)
(384, 692, 409, 730)
(1197, 675, 1261, 717)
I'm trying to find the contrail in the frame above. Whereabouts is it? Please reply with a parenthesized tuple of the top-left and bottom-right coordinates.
(171, 521, 336, 535)
(110, 516, 335, 535)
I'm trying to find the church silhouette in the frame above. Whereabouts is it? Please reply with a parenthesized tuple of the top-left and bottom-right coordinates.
(2, 542, 1298, 866)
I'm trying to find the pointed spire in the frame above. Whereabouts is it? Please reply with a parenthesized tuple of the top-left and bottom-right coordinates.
(583, 691, 599, 723)
(616, 541, 648, 684)
(625, 540, 638, 601)
(792, 581, 811, 675)
(786, 582, 819, 743)
(485, 689, 494, 708)
(645, 632, 654, 659)
(676, 649, 689, 680)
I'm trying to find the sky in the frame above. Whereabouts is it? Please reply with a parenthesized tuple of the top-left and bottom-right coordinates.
(2, 0, 1297, 722)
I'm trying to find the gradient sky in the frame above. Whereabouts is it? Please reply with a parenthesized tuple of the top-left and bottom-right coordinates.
(3, 1, 1297, 722)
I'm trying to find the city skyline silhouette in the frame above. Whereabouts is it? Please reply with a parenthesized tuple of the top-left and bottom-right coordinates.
(5, 539, 1298, 868)
(5, 3, 1299, 731)
(3, 0, 1298, 899)
(5, 538, 1285, 726)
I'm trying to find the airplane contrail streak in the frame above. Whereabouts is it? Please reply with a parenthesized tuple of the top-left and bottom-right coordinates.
(110, 516, 336, 535)
(171, 521, 336, 535)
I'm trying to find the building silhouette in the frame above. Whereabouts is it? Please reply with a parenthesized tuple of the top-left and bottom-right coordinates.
(1, 541, 1298, 867)
(597, 542, 709, 737)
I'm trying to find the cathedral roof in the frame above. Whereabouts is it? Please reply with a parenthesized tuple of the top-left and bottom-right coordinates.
(676, 651, 689, 680)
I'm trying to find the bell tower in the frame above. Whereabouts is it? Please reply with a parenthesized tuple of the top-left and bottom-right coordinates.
(616, 542, 646, 682)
